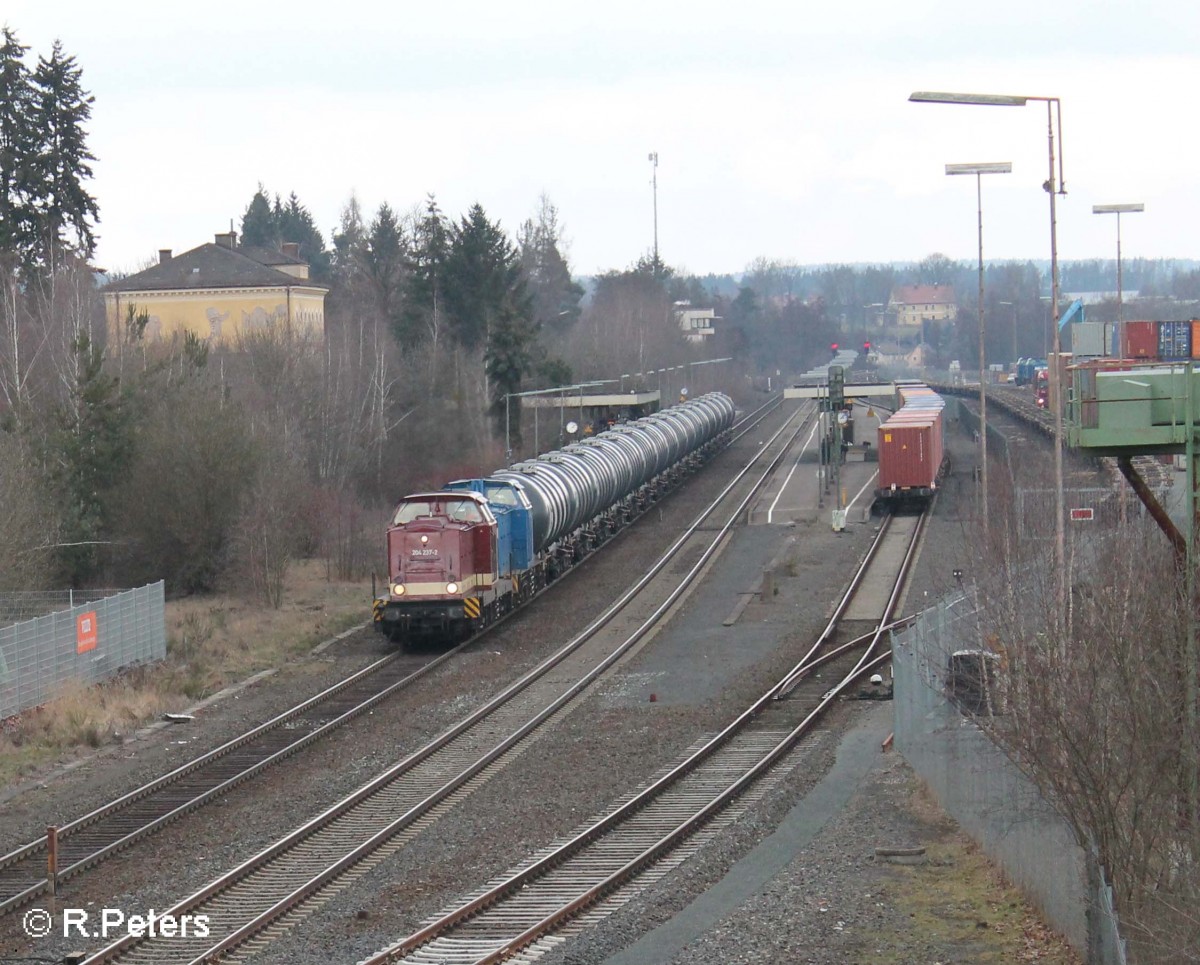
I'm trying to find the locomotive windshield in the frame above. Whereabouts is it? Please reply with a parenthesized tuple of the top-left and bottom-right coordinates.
(484, 485, 518, 506)
(392, 501, 434, 524)
(447, 499, 485, 521)
(392, 498, 485, 525)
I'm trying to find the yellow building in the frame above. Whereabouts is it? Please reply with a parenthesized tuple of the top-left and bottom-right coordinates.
(888, 283, 957, 328)
(104, 231, 328, 345)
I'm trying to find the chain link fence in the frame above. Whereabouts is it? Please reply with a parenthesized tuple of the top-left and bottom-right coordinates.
(892, 595, 1127, 965)
(0, 582, 166, 719)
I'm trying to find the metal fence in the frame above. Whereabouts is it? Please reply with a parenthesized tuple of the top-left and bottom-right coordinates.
(892, 596, 1128, 965)
(0, 582, 166, 719)
(0, 589, 121, 627)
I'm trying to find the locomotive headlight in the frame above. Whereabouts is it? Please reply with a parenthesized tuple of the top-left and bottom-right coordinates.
(445, 582, 459, 594)
(391, 583, 405, 596)
(420, 535, 429, 544)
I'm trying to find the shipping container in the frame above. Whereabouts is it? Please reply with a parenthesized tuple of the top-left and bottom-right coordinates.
(1070, 321, 1107, 358)
(1158, 320, 1192, 359)
(1191, 319, 1200, 359)
(877, 420, 941, 491)
(1121, 320, 1158, 359)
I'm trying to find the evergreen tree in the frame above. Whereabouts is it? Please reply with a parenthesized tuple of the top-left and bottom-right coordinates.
(365, 203, 409, 341)
(49, 334, 132, 584)
(276, 191, 330, 281)
(444, 204, 523, 348)
(517, 195, 583, 336)
(238, 186, 331, 281)
(443, 204, 536, 439)
(402, 195, 449, 349)
(0, 28, 35, 257)
(330, 194, 367, 288)
(28, 40, 99, 268)
(240, 185, 275, 247)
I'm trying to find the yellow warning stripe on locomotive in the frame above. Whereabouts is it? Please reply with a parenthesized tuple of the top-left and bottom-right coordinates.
(463, 598, 481, 619)
(372, 599, 386, 622)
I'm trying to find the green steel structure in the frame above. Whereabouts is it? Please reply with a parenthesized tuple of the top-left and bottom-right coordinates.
(1068, 362, 1200, 456)
(1067, 360, 1198, 828)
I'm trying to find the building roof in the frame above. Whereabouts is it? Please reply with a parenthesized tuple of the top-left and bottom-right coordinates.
(891, 284, 956, 306)
(105, 242, 327, 293)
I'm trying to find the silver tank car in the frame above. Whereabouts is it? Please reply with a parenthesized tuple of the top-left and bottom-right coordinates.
(492, 392, 735, 553)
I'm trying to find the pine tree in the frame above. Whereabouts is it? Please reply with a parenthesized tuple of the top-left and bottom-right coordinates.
(517, 195, 583, 336)
(277, 192, 330, 281)
(28, 40, 99, 268)
(444, 204, 537, 440)
(330, 194, 367, 289)
(240, 186, 276, 247)
(366, 203, 408, 340)
(403, 195, 449, 349)
(239, 187, 331, 281)
(0, 28, 37, 257)
(50, 334, 132, 584)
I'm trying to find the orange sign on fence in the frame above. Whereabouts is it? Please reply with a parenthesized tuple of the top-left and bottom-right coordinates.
(76, 611, 98, 653)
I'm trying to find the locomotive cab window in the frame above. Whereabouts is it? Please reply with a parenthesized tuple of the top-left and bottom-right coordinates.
(447, 499, 485, 522)
(485, 486, 517, 506)
(393, 501, 435, 524)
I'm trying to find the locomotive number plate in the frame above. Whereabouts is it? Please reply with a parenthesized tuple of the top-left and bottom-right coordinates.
(410, 548, 439, 557)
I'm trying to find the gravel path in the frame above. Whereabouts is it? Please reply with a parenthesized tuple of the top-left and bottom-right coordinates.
(0, 397, 1080, 965)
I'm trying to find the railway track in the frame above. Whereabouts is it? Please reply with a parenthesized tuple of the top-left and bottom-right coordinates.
(72, 399, 812, 964)
(0, 400, 784, 927)
(0, 649, 441, 917)
(356, 508, 928, 965)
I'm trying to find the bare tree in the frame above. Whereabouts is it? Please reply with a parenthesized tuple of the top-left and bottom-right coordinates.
(960, 454, 1200, 962)
(0, 432, 55, 590)
(228, 438, 304, 609)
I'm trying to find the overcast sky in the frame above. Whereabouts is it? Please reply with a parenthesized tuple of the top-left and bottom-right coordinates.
(7, 1, 1197, 278)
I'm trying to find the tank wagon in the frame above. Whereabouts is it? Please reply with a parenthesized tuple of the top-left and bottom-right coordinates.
(874, 381, 946, 510)
(375, 392, 736, 646)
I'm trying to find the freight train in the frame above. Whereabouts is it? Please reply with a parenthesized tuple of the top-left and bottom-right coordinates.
(374, 392, 737, 647)
(873, 380, 946, 510)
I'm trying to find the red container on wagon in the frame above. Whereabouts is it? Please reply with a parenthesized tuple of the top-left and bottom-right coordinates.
(1191, 320, 1200, 359)
(876, 413, 943, 492)
(878, 417, 940, 489)
(1120, 320, 1158, 359)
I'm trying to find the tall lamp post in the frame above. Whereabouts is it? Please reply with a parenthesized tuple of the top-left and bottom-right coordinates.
(1092, 202, 1144, 321)
(910, 90, 1067, 627)
(648, 151, 659, 269)
(946, 161, 1012, 540)
(999, 300, 1017, 363)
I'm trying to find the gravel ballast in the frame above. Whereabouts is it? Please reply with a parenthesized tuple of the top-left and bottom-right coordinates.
(0, 399, 1079, 965)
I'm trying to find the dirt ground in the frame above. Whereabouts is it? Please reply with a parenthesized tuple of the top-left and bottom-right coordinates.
(0, 559, 371, 787)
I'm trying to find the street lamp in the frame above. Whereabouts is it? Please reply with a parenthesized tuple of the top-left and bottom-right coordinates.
(648, 151, 659, 269)
(946, 161, 1012, 539)
(998, 300, 1017, 363)
(1092, 202, 1144, 321)
(910, 89, 1068, 628)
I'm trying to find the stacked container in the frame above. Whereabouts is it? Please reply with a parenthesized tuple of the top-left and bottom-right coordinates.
(875, 382, 945, 502)
(1158, 320, 1193, 360)
(1120, 320, 1159, 359)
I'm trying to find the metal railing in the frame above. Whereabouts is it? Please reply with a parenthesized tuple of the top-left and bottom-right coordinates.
(891, 596, 1127, 965)
(0, 582, 166, 719)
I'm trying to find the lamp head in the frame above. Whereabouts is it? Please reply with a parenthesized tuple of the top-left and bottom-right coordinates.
(910, 91, 1028, 107)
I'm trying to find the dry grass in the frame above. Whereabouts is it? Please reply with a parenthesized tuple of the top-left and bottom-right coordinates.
(866, 780, 1082, 964)
(0, 559, 371, 786)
